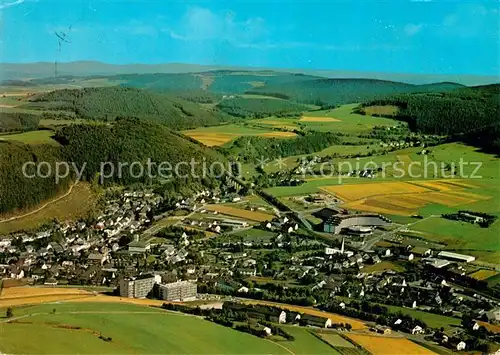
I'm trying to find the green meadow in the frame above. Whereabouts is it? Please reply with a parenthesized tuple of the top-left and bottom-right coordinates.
(0, 302, 289, 355)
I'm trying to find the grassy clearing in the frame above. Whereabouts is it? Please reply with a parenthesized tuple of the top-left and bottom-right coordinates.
(0, 182, 98, 234)
(0, 302, 288, 355)
(299, 104, 400, 133)
(0, 130, 59, 145)
(362, 105, 398, 116)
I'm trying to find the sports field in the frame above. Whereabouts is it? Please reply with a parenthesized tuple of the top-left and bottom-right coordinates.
(0, 302, 289, 354)
(205, 204, 274, 222)
(345, 333, 435, 355)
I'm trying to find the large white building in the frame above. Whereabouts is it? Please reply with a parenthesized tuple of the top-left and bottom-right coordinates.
(157, 281, 197, 301)
(437, 251, 475, 263)
(119, 275, 155, 298)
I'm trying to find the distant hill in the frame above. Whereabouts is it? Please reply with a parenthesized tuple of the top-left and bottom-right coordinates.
(22, 87, 233, 130)
(1, 61, 498, 86)
(246, 78, 465, 106)
(358, 84, 500, 152)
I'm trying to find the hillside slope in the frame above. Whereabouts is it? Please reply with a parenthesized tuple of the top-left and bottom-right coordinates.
(247, 78, 464, 106)
(358, 84, 500, 151)
(22, 87, 232, 130)
(0, 119, 226, 214)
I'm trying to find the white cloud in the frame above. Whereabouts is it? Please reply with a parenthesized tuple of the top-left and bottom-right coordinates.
(165, 6, 267, 46)
(0, 0, 24, 10)
(404, 23, 424, 36)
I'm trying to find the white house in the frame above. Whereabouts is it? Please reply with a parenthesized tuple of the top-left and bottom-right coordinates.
(411, 325, 424, 335)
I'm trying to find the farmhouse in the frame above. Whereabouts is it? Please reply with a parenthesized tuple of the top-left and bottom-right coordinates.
(437, 251, 476, 263)
(323, 214, 391, 234)
(301, 314, 332, 328)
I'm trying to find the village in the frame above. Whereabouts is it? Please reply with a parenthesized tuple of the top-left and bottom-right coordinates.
(1, 182, 500, 353)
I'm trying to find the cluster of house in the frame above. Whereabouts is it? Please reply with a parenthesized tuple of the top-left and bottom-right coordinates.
(222, 301, 334, 330)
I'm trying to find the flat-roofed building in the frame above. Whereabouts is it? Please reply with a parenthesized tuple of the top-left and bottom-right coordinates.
(119, 275, 155, 298)
(437, 251, 475, 263)
(157, 281, 197, 301)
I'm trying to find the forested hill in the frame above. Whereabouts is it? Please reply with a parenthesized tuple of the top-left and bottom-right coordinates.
(22, 87, 233, 130)
(0, 119, 226, 213)
(246, 78, 464, 106)
(358, 84, 500, 152)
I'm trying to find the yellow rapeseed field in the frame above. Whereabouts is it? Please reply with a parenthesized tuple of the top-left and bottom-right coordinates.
(321, 181, 429, 202)
(346, 334, 436, 355)
(322, 179, 490, 216)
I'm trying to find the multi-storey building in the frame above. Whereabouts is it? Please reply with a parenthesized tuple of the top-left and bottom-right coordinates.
(119, 275, 155, 298)
(157, 281, 197, 301)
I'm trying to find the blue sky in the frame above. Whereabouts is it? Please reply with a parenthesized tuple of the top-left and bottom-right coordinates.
(1, 0, 499, 75)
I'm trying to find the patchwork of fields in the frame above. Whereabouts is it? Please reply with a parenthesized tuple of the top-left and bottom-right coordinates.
(183, 124, 297, 146)
(321, 179, 491, 216)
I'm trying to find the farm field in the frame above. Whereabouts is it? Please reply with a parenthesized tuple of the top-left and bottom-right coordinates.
(276, 326, 341, 354)
(300, 116, 341, 122)
(249, 117, 299, 130)
(361, 105, 398, 116)
(0, 302, 288, 355)
(320, 179, 490, 216)
(345, 333, 435, 355)
(469, 269, 498, 280)
(183, 124, 297, 146)
(298, 104, 400, 133)
(242, 300, 367, 330)
(316, 332, 356, 348)
(204, 204, 274, 222)
(0, 182, 98, 234)
(0, 130, 59, 145)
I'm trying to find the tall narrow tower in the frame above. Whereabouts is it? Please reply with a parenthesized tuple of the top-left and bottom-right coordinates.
(340, 237, 345, 254)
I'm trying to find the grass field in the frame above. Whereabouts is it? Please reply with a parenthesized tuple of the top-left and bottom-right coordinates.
(362, 105, 398, 116)
(0, 130, 59, 145)
(276, 326, 341, 354)
(205, 204, 275, 222)
(0, 302, 289, 354)
(345, 334, 435, 355)
(362, 261, 406, 273)
(183, 124, 297, 146)
(317, 332, 356, 348)
(0, 182, 98, 234)
(298, 104, 400, 133)
(300, 116, 341, 122)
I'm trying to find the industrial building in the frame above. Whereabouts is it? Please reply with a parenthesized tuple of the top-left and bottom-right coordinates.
(437, 251, 476, 263)
(156, 280, 197, 301)
(323, 214, 391, 234)
(119, 275, 155, 298)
